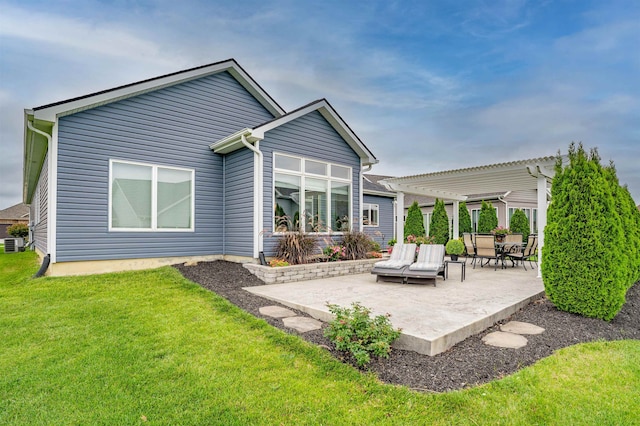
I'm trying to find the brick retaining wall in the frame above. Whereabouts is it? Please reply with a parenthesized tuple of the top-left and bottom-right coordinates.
(244, 258, 380, 284)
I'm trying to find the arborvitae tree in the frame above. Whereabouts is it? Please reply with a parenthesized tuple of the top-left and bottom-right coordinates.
(404, 201, 425, 239)
(477, 200, 498, 233)
(429, 199, 450, 244)
(459, 202, 472, 234)
(604, 163, 640, 286)
(542, 143, 628, 320)
(509, 209, 530, 242)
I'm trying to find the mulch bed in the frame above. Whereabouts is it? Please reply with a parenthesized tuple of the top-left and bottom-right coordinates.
(174, 261, 640, 393)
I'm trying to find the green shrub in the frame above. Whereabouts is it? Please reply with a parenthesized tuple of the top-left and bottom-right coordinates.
(404, 201, 425, 239)
(7, 223, 29, 239)
(429, 199, 449, 244)
(477, 200, 498, 233)
(509, 209, 530, 242)
(458, 202, 472, 234)
(274, 231, 319, 265)
(324, 302, 402, 367)
(445, 239, 465, 255)
(387, 238, 397, 247)
(542, 143, 629, 320)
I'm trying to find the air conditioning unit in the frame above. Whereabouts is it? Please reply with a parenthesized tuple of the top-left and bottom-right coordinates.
(4, 238, 25, 253)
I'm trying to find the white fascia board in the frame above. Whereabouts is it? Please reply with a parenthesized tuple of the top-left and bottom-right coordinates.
(210, 128, 255, 153)
(32, 61, 284, 122)
(253, 100, 378, 166)
(364, 190, 396, 198)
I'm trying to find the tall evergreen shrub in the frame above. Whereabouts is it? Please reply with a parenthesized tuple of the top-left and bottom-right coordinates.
(404, 201, 425, 239)
(429, 199, 450, 244)
(459, 202, 472, 234)
(477, 200, 498, 233)
(542, 143, 628, 320)
(509, 209, 530, 242)
(604, 163, 640, 286)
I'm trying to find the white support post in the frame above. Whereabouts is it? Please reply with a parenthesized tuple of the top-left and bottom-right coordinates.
(537, 175, 547, 278)
(396, 191, 404, 243)
(453, 200, 459, 239)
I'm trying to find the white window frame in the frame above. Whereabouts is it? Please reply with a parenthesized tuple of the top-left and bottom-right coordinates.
(273, 153, 352, 234)
(363, 203, 379, 227)
(109, 159, 195, 232)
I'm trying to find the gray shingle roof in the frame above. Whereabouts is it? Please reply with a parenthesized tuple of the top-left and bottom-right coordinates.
(0, 203, 29, 220)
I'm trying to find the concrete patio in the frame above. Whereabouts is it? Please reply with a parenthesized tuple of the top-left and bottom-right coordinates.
(244, 260, 544, 356)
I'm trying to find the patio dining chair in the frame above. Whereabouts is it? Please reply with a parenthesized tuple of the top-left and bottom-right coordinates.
(463, 233, 476, 265)
(505, 234, 538, 270)
(371, 243, 417, 282)
(474, 234, 501, 271)
(403, 244, 446, 286)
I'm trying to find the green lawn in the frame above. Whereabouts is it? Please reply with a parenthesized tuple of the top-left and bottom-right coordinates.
(1, 251, 638, 425)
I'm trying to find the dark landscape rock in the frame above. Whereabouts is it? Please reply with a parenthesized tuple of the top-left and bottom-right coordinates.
(174, 260, 640, 393)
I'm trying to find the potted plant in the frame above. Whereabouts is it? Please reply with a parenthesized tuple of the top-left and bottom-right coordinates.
(445, 239, 465, 261)
(491, 226, 511, 243)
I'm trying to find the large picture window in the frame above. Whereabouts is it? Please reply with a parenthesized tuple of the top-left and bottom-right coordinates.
(110, 160, 194, 231)
(274, 153, 351, 233)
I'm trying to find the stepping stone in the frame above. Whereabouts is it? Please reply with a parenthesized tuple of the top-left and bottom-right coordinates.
(283, 316, 322, 333)
(482, 331, 528, 349)
(500, 321, 545, 335)
(259, 306, 297, 318)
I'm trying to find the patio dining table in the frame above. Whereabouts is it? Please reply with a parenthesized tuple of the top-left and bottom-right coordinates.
(495, 241, 524, 268)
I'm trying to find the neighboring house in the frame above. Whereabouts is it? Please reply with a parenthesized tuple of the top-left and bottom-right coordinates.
(407, 190, 540, 237)
(0, 203, 30, 241)
(23, 59, 377, 276)
(362, 174, 396, 249)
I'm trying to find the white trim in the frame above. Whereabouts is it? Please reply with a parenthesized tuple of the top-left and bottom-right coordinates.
(537, 175, 547, 278)
(108, 159, 195, 232)
(395, 192, 404, 241)
(48, 123, 58, 263)
(32, 60, 285, 122)
(359, 160, 364, 231)
(211, 100, 378, 166)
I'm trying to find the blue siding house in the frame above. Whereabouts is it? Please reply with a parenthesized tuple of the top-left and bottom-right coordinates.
(23, 59, 377, 275)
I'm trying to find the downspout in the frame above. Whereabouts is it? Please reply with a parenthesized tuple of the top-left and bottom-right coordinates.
(26, 120, 52, 267)
(360, 163, 372, 231)
(240, 134, 263, 258)
(497, 191, 511, 226)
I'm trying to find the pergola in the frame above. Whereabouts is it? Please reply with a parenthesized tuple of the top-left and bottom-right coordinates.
(380, 156, 566, 277)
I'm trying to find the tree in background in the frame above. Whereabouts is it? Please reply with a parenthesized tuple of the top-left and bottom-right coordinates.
(604, 162, 640, 286)
(542, 143, 631, 320)
(509, 209, 530, 242)
(429, 199, 450, 244)
(458, 202, 472, 235)
(477, 200, 498, 233)
(404, 201, 425, 239)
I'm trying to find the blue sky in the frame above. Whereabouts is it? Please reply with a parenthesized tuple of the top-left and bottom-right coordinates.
(1, 0, 639, 209)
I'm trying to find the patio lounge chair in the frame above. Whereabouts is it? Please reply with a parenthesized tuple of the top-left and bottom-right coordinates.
(403, 244, 446, 286)
(474, 234, 501, 270)
(505, 234, 538, 270)
(463, 233, 476, 265)
(371, 243, 417, 283)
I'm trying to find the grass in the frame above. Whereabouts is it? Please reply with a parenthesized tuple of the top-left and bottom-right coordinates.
(1, 251, 638, 425)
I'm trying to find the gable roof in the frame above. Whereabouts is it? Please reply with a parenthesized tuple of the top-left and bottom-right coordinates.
(363, 174, 396, 197)
(211, 99, 378, 166)
(23, 59, 287, 203)
(0, 203, 30, 220)
(29, 58, 285, 121)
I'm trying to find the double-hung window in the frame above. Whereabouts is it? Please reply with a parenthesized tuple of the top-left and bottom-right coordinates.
(110, 160, 194, 231)
(274, 153, 351, 232)
(363, 203, 379, 227)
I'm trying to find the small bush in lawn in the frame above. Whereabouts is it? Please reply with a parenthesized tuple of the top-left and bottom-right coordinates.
(477, 200, 498, 233)
(324, 302, 402, 367)
(429, 199, 450, 244)
(458, 202, 472, 234)
(509, 208, 530, 242)
(7, 223, 29, 239)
